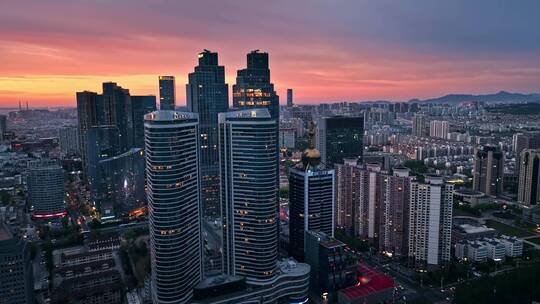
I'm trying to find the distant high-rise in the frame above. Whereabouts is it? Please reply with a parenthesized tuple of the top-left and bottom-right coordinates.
(412, 114, 427, 137)
(408, 176, 453, 269)
(287, 88, 293, 107)
(27, 159, 66, 218)
(232, 50, 279, 121)
(186, 50, 229, 216)
(518, 149, 540, 205)
(58, 126, 79, 155)
(102, 82, 133, 152)
(0, 224, 34, 304)
(76, 91, 102, 176)
(144, 111, 202, 304)
(159, 76, 176, 110)
(0, 114, 7, 141)
(131, 95, 156, 148)
(429, 120, 449, 139)
(219, 109, 278, 284)
(378, 167, 411, 257)
(289, 140, 335, 261)
(317, 116, 364, 168)
(473, 145, 504, 196)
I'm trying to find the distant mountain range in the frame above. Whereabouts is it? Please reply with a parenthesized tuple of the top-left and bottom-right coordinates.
(407, 91, 540, 104)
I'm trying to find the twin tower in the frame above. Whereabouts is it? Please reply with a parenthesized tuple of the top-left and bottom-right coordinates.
(144, 51, 304, 304)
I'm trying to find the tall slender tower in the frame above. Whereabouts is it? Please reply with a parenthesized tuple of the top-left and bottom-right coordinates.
(145, 111, 202, 304)
(219, 109, 278, 285)
(518, 149, 540, 205)
(473, 145, 504, 196)
(287, 88, 293, 108)
(159, 76, 176, 110)
(186, 50, 229, 216)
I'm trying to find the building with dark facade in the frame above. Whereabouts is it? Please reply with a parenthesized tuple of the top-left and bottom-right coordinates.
(131, 95, 156, 148)
(158, 76, 176, 110)
(219, 109, 279, 285)
(287, 88, 293, 107)
(518, 149, 540, 205)
(337, 264, 395, 304)
(473, 145, 504, 196)
(86, 125, 120, 203)
(0, 224, 34, 304)
(289, 142, 335, 261)
(145, 111, 203, 304)
(186, 50, 229, 216)
(27, 159, 66, 218)
(317, 116, 364, 168)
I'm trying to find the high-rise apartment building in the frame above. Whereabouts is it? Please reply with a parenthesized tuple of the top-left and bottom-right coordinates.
(473, 145, 504, 196)
(287, 88, 293, 107)
(0, 114, 7, 141)
(429, 120, 449, 139)
(412, 114, 427, 137)
(144, 111, 202, 304)
(159, 76, 176, 110)
(186, 50, 229, 216)
(378, 167, 411, 257)
(335, 158, 361, 234)
(316, 116, 364, 168)
(518, 149, 540, 205)
(27, 159, 66, 218)
(289, 144, 335, 261)
(408, 176, 453, 269)
(58, 126, 79, 155)
(356, 163, 384, 242)
(219, 109, 278, 285)
(0, 224, 34, 304)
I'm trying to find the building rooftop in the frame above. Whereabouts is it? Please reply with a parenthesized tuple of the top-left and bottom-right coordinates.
(340, 264, 395, 299)
(457, 224, 495, 234)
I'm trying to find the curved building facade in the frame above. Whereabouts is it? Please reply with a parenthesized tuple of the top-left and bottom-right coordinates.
(27, 159, 66, 218)
(144, 111, 202, 304)
(219, 109, 278, 285)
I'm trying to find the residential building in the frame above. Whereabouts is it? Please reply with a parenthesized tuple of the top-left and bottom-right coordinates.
(473, 145, 504, 196)
(0, 225, 34, 304)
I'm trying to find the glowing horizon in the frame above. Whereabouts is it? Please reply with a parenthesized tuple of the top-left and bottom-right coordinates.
(1, 0, 540, 107)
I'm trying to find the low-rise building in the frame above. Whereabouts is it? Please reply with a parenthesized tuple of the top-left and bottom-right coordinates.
(337, 264, 395, 304)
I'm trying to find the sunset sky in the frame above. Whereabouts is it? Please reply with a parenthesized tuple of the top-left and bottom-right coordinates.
(1, 0, 540, 107)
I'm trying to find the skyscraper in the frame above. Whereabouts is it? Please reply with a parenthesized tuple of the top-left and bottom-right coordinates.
(232, 50, 279, 121)
(473, 145, 504, 196)
(27, 159, 66, 218)
(159, 76, 176, 110)
(76, 91, 102, 176)
(86, 125, 120, 202)
(0, 224, 34, 304)
(289, 132, 335, 261)
(287, 88, 293, 107)
(518, 149, 540, 205)
(186, 50, 229, 216)
(316, 116, 364, 168)
(429, 120, 449, 139)
(513, 132, 540, 177)
(408, 176, 453, 269)
(102, 82, 133, 152)
(131, 95, 157, 148)
(378, 167, 411, 257)
(219, 109, 278, 284)
(58, 126, 79, 155)
(0, 114, 7, 141)
(356, 163, 384, 242)
(335, 158, 361, 234)
(144, 111, 202, 304)
(412, 114, 427, 137)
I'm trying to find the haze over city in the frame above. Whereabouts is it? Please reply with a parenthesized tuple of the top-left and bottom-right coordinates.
(2, 0, 540, 107)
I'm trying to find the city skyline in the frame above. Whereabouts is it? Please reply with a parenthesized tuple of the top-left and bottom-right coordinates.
(2, 0, 540, 107)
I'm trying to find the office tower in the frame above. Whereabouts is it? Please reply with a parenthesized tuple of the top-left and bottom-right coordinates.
(513, 132, 540, 177)
(473, 145, 504, 196)
(289, 138, 335, 261)
(304, 231, 356, 299)
(0, 114, 6, 141)
(356, 163, 384, 242)
(408, 176, 453, 269)
(145, 111, 202, 304)
(219, 109, 278, 284)
(76, 91, 102, 175)
(429, 120, 449, 139)
(131, 95, 157, 148)
(316, 116, 364, 168)
(518, 149, 540, 205)
(287, 88, 293, 107)
(86, 125, 120, 202)
(378, 167, 411, 257)
(186, 50, 229, 216)
(279, 127, 296, 149)
(98, 148, 146, 215)
(0, 224, 34, 304)
(412, 114, 427, 137)
(233, 50, 279, 120)
(27, 159, 66, 218)
(58, 126, 79, 155)
(102, 82, 133, 152)
(159, 76, 176, 110)
(335, 158, 361, 234)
